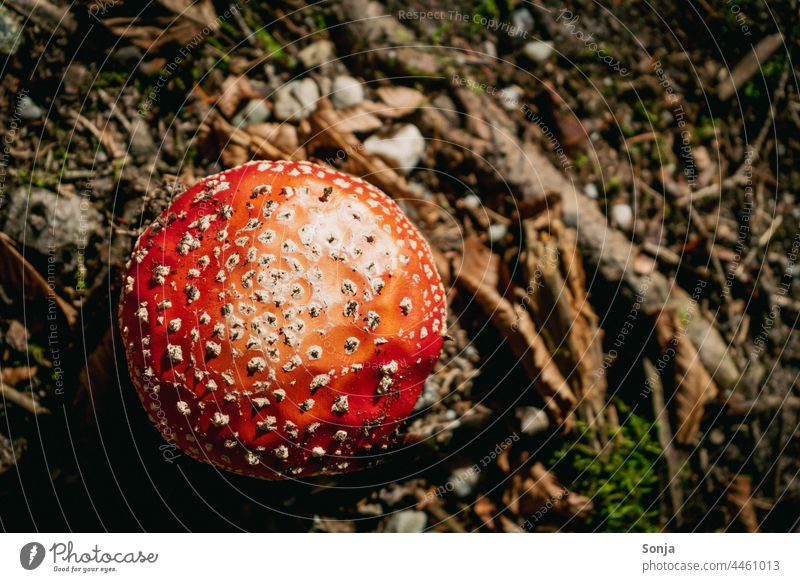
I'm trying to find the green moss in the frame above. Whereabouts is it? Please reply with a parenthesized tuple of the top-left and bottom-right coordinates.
(91, 70, 130, 89)
(573, 154, 589, 170)
(634, 101, 654, 125)
(311, 12, 327, 33)
(205, 37, 229, 66)
(606, 175, 622, 195)
(466, 0, 506, 35)
(431, 22, 450, 44)
(217, 19, 239, 41)
(27, 343, 47, 365)
(242, 8, 292, 66)
(694, 117, 719, 141)
(551, 401, 664, 532)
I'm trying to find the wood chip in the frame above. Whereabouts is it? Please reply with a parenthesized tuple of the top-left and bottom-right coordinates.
(655, 308, 719, 444)
(0, 233, 77, 328)
(457, 235, 577, 427)
(376, 86, 426, 117)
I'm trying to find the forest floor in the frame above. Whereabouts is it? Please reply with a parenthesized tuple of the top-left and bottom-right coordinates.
(0, 0, 799, 532)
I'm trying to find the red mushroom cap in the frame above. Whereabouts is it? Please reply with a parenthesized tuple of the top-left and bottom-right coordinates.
(118, 160, 446, 479)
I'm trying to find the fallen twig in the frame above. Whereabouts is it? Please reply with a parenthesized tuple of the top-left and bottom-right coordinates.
(1, 366, 49, 415)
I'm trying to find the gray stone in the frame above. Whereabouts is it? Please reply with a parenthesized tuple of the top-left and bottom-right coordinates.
(0, 433, 26, 475)
(449, 466, 480, 498)
(516, 406, 550, 436)
(18, 96, 42, 120)
(431, 94, 459, 126)
(291, 78, 319, 111)
(611, 203, 633, 231)
(4, 320, 29, 352)
(481, 41, 497, 59)
(232, 99, 271, 127)
(499, 85, 524, 111)
(110, 45, 143, 67)
(297, 40, 335, 69)
(364, 124, 425, 172)
(511, 8, 535, 37)
(523, 40, 554, 62)
(385, 510, 427, 533)
(0, 6, 21, 55)
(462, 194, 481, 210)
(488, 223, 508, 243)
(273, 79, 319, 120)
(3, 187, 102, 277)
(272, 85, 303, 121)
(128, 119, 156, 159)
(331, 75, 364, 109)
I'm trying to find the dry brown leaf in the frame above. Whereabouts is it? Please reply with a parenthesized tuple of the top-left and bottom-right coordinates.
(220, 143, 250, 167)
(0, 432, 26, 475)
(156, 0, 216, 25)
(76, 327, 116, 421)
(725, 475, 760, 532)
(418, 106, 488, 158)
(139, 57, 167, 76)
(101, 20, 178, 51)
(554, 226, 608, 419)
(520, 462, 592, 520)
(1, 366, 48, 415)
(1, 366, 37, 386)
(498, 515, 524, 533)
(456, 235, 577, 428)
(245, 123, 300, 155)
(482, 97, 571, 206)
(655, 308, 719, 444)
(332, 104, 383, 133)
(376, 86, 426, 117)
(102, 0, 218, 51)
(538, 82, 588, 152)
(560, 187, 740, 392)
(496, 444, 512, 474)
(217, 75, 260, 118)
(454, 87, 492, 141)
(502, 472, 524, 516)
(207, 113, 295, 167)
(11, 0, 76, 33)
(0, 233, 77, 327)
(473, 496, 497, 531)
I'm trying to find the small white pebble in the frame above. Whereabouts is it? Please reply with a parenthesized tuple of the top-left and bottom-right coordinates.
(611, 203, 634, 231)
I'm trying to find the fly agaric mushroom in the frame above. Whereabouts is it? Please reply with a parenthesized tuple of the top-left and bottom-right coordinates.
(118, 160, 446, 479)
